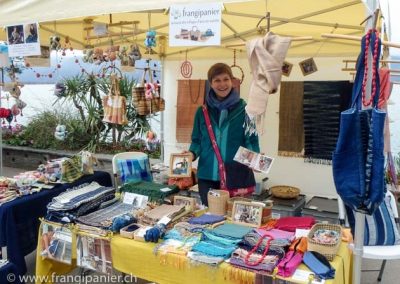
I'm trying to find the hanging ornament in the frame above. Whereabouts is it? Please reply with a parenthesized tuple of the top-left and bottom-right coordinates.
(144, 30, 157, 54)
(11, 104, 20, 118)
(180, 50, 193, 78)
(15, 99, 27, 116)
(6, 112, 13, 128)
(54, 124, 67, 141)
(230, 49, 244, 84)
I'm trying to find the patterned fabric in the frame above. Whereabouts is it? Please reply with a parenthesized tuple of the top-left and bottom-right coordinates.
(303, 81, 353, 164)
(117, 158, 152, 184)
(278, 81, 304, 157)
(47, 182, 113, 211)
(120, 181, 178, 203)
(210, 223, 252, 240)
(188, 213, 226, 225)
(102, 75, 128, 125)
(346, 194, 400, 245)
(61, 156, 83, 182)
(77, 201, 134, 229)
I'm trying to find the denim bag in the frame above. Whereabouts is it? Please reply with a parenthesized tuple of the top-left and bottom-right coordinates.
(332, 30, 386, 215)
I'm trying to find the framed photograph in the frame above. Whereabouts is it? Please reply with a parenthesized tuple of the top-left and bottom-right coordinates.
(281, 61, 293, 77)
(174, 196, 195, 211)
(169, 153, 192, 178)
(253, 154, 274, 174)
(232, 201, 263, 227)
(77, 234, 112, 274)
(40, 222, 72, 264)
(299, 57, 318, 76)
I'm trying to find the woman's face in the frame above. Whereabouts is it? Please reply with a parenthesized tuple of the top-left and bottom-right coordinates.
(210, 73, 233, 100)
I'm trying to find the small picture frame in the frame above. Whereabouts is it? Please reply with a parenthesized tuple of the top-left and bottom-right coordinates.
(232, 201, 263, 227)
(174, 196, 196, 211)
(281, 61, 293, 77)
(40, 222, 72, 264)
(299, 58, 318, 76)
(169, 153, 192, 178)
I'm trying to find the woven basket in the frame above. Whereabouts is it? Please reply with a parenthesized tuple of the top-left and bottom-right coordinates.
(307, 223, 342, 261)
(208, 190, 229, 215)
(270, 185, 300, 199)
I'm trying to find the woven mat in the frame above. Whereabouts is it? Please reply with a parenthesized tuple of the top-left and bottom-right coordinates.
(176, 80, 206, 143)
(303, 81, 353, 164)
(278, 81, 304, 157)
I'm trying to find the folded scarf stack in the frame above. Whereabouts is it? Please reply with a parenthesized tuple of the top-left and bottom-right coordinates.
(120, 181, 178, 203)
(46, 182, 115, 223)
(303, 251, 335, 279)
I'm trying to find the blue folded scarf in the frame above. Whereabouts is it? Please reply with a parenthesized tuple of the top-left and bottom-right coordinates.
(303, 251, 335, 280)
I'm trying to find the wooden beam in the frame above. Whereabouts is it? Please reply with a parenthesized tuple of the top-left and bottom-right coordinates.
(321, 33, 400, 48)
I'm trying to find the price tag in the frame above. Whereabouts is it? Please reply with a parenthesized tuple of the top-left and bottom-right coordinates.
(158, 216, 171, 225)
(123, 192, 136, 205)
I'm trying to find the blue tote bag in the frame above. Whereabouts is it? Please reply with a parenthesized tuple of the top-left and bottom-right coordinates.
(332, 29, 386, 215)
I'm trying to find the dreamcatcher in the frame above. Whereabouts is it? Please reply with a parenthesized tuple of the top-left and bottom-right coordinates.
(180, 50, 193, 78)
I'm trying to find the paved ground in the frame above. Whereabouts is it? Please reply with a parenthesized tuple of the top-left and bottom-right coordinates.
(2, 166, 400, 283)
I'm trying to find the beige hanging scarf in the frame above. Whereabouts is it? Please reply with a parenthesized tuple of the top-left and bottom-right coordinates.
(245, 32, 291, 135)
(102, 75, 128, 125)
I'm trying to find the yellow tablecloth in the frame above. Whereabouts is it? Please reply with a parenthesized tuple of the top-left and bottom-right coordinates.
(36, 230, 352, 284)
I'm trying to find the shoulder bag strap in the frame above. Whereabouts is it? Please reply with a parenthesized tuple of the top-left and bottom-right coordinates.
(202, 105, 228, 190)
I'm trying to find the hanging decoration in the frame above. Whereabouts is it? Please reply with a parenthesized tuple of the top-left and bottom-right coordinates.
(230, 49, 244, 84)
(180, 50, 192, 78)
(54, 124, 67, 141)
(144, 30, 157, 54)
(144, 13, 157, 55)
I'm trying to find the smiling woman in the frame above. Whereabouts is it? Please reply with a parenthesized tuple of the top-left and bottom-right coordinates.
(189, 62, 260, 206)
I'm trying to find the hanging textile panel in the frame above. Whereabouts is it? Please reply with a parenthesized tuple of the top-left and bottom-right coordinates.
(278, 81, 304, 157)
(303, 81, 353, 164)
(176, 80, 206, 143)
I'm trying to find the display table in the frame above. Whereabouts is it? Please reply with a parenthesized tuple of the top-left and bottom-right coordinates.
(0, 171, 112, 275)
(35, 232, 352, 284)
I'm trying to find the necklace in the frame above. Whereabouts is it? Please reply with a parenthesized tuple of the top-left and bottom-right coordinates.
(361, 29, 380, 107)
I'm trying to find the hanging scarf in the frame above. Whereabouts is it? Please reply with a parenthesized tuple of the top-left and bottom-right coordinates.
(245, 32, 291, 135)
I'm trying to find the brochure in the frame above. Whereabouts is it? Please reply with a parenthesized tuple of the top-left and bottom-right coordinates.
(233, 146, 274, 174)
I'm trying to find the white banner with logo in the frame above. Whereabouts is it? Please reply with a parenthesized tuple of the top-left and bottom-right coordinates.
(6, 23, 41, 57)
(169, 3, 221, 47)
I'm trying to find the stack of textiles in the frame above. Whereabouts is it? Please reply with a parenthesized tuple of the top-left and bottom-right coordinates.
(190, 223, 252, 265)
(76, 201, 135, 231)
(230, 228, 290, 273)
(46, 182, 115, 223)
(155, 222, 204, 256)
(142, 204, 186, 225)
(188, 213, 226, 225)
(120, 181, 179, 203)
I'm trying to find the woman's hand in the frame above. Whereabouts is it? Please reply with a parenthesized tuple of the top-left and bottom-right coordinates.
(182, 150, 195, 161)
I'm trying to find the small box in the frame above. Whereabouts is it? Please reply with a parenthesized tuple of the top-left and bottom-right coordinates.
(302, 196, 339, 224)
(267, 194, 306, 219)
(120, 223, 142, 239)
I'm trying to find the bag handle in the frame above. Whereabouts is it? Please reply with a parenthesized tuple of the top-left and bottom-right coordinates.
(109, 74, 121, 97)
(202, 105, 228, 190)
(351, 29, 381, 109)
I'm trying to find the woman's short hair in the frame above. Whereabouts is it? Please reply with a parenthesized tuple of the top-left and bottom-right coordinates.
(207, 63, 233, 82)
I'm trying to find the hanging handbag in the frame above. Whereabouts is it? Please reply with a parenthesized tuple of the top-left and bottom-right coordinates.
(102, 75, 128, 125)
(132, 68, 165, 115)
(202, 105, 255, 197)
(332, 29, 386, 215)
